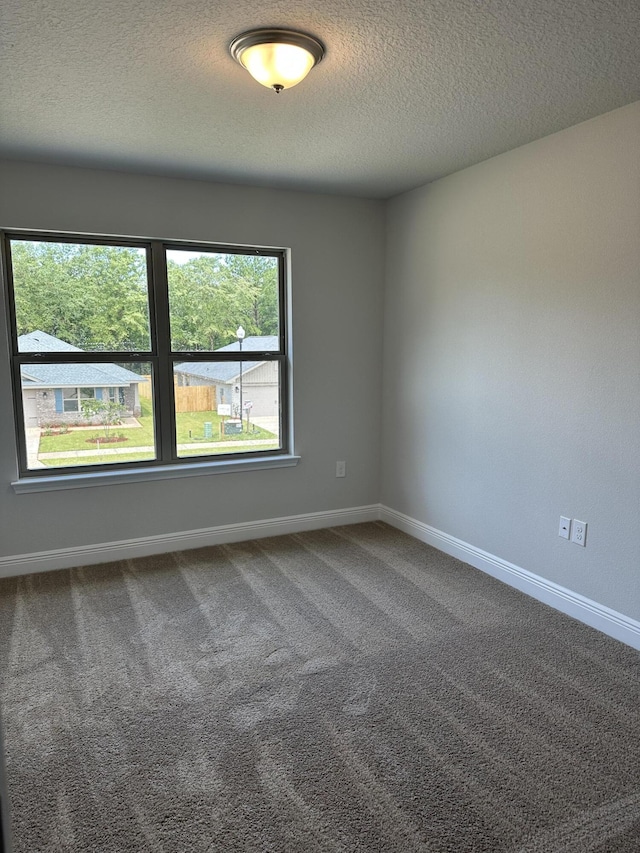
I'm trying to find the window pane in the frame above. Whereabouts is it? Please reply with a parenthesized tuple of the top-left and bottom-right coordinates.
(20, 362, 156, 470)
(173, 361, 281, 458)
(166, 249, 280, 352)
(11, 239, 151, 352)
(62, 388, 78, 412)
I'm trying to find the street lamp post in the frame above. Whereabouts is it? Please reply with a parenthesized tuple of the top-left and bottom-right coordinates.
(236, 325, 245, 431)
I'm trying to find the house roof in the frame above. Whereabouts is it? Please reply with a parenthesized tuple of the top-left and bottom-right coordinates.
(21, 363, 145, 388)
(19, 330, 82, 353)
(175, 336, 278, 384)
(18, 331, 145, 388)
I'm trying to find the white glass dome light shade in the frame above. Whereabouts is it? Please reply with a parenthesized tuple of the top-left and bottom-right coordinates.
(230, 29, 325, 93)
(241, 42, 315, 90)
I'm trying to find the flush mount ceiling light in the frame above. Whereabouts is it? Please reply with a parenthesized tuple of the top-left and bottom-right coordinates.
(230, 28, 325, 93)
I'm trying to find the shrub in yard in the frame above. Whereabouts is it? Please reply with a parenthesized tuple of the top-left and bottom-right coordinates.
(80, 399, 127, 438)
(42, 420, 69, 436)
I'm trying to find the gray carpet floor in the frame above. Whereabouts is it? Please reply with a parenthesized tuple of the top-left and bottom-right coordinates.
(0, 522, 639, 852)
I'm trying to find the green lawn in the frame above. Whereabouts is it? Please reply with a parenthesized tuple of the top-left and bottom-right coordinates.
(38, 400, 154, 453)
(42, 440, 280, 467)
(38, 397, 278, 460)
(175, 409, 276, 444)
(42, 452, 156, 468)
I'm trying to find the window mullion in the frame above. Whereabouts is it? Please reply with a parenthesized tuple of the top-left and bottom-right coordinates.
(150, 242, 176, 462)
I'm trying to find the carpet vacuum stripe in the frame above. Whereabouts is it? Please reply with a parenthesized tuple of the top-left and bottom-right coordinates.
(0, 521, 638, 852)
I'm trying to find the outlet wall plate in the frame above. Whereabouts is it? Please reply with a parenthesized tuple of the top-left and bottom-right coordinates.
(571, 520, 587, 546)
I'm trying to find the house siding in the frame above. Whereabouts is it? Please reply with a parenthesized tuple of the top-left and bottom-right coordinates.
(177, 361, 279, 418)
(24, 385, 140, 426)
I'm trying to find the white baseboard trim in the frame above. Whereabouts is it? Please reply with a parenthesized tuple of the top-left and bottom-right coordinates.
(380, 505, 640, 652)
(4, 502, 639, 652)
(0, 505, 380, 579)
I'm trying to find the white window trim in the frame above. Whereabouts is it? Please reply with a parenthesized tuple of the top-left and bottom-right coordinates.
(12, 454, 301, 493)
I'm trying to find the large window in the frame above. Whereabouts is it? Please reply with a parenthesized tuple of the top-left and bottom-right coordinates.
(2, 232, 288, 477)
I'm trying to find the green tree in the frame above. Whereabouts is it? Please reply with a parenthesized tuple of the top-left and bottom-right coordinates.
(167, 253, 278, 350)
(11, 240, 279, 354)
(11, 240, 149, 350)
(80, 399, 127, 438)
(224, 254, 279, 336)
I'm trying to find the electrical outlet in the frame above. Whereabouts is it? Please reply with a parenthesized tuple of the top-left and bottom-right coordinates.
(336, 460, 346, 478)
(559, 516, 571, 539)
(571, 520, 587, 547)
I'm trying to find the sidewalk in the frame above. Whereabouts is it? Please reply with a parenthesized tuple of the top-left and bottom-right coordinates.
(38, 438, 278, 460)
(25, 428, 46, 468)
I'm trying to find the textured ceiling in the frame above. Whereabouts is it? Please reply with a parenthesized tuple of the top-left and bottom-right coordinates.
(1, 0, 639, 198)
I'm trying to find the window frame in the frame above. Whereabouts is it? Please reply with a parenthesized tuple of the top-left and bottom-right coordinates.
(2, 230, 291, 482)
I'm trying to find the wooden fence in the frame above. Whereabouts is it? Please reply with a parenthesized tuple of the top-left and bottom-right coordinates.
(138, 376, 216, 413)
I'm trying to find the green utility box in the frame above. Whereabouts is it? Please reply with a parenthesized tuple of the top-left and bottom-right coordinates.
(224, 420, 243, 435)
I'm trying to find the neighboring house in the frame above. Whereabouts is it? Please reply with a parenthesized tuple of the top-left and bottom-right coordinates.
(18, 331, 145, 427)
(175, 336, 279, 418)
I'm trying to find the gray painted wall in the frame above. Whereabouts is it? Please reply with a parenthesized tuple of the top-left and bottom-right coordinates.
(1, 102, 639, 628)
(0, 162, 385, 557)
(381, 102, 640, 621)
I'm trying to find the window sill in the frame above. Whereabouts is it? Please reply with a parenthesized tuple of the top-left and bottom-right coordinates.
(12, 454, 301, 494)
